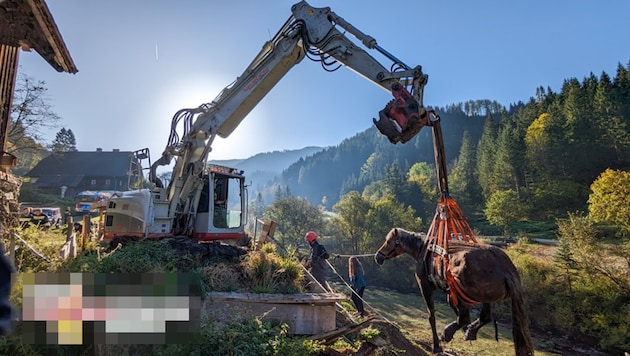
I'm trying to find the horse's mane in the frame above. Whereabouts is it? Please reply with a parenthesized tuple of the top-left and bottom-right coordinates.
(395, 228, 425, 251)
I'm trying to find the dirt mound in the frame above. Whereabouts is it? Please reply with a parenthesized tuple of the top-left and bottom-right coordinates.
(107, 236, 247, 257)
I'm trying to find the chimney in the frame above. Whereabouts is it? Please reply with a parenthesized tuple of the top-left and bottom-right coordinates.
(96, 148, 103, 152)
(113, 148, 120, 152)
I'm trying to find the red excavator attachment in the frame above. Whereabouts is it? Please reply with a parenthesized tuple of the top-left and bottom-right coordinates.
(373, 81, 429, 144)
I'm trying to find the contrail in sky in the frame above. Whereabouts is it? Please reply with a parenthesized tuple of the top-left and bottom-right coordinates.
(155, 41, 159, 61)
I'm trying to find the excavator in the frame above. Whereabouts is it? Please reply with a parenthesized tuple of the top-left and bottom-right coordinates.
(103, 1, 431, 243)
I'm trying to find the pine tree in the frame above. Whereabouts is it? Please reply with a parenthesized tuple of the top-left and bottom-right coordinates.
(449, 131, 480, 209)
(50, 128, 78, 152)
(476, 115, 498, 199)
(492, 124, 521, 194)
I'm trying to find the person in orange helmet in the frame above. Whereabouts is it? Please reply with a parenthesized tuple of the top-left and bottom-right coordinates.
(305, 231, 329, 291)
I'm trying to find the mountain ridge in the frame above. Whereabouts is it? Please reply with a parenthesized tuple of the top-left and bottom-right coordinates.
(209, 146, 324, 189)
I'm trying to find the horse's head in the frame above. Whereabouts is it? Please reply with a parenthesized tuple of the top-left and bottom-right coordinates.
(374, 228, 404, 265)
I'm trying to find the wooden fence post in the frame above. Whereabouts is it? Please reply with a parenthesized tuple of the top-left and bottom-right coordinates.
(66, 216, 73, 241)
(82, 215, 90, 250)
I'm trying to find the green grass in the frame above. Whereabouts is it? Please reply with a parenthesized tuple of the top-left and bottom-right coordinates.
(512, 220, 559, 240)
(362, 288, 557, 356)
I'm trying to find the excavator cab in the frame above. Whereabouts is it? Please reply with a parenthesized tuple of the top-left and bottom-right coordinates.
(192, 164, 247, 242)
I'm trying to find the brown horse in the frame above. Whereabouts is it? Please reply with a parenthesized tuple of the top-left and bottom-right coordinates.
(374, 227, 534, 356)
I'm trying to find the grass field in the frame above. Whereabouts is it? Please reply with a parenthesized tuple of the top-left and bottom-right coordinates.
(9, 228, 603, 355)
(362, 288, 558, 356)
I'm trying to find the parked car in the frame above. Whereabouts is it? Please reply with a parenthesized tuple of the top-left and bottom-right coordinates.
(40, 207, 62, 228)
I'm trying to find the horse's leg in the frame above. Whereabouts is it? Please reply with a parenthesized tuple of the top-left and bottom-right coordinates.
(464, 302, 493, 341)
(418, 277, 442, 354)
(442, 302, 470, 342)
(442, 304, 460, 343)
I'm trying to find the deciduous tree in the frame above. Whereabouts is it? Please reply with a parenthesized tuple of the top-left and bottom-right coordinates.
(364, 194, 423, 252)
(264, 196, 324, 248)
(9, 74, 60, 152)
(484, 189, 524, 236)
(8, 74, 60, 174)
(332, 191, 371, 254)
(588, 168, 630, 235)
(556, 211, 630, 297)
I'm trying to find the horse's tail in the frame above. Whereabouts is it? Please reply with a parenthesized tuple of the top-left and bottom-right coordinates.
(506, 274, 534, 356)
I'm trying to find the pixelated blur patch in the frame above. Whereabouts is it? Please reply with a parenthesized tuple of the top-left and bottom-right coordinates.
(21, 272, 201, 345)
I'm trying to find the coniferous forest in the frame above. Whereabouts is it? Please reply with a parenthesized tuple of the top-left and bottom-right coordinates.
(264, 61, 630, 228)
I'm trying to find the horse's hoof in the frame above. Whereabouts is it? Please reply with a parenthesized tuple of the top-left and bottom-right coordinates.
(463, 329, 478, 341)
(442, 321, 458, 342)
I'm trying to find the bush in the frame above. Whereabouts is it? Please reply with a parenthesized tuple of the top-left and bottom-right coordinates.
(156, 315, 324, 356)
(508, 236, 630, 353)
(19, 183, 74, 208)
(242, 245, 305, 294)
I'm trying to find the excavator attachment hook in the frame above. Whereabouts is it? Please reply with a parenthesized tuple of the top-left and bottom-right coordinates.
(373, 81, 428, 144)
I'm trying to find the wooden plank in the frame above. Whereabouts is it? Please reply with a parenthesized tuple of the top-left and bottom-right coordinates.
(204, 298, 338, 334)
(208, 292, 347, 304)
(307, 316, 375, 343)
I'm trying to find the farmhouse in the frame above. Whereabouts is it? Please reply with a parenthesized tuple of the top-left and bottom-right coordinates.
(25, 149, 143, 197)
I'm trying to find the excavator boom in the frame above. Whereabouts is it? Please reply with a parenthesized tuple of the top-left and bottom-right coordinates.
(106, 1, 430, 242)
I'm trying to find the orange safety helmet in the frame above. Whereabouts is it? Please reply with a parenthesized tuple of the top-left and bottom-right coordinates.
(305, 231, 318, 243)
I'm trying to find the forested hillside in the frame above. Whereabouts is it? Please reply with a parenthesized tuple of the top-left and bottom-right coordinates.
(261, 62, 630, 226)
(260, 102, 496, 210)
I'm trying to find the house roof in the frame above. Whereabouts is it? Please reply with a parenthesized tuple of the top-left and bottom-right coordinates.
(0, 0, 78, 73)
(26, 151, 136, 178)
(30, 174, 84, 188)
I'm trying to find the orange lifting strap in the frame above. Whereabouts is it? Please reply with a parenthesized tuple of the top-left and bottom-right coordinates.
(425, 196, 479, 306)
(421, 112, 480, 307)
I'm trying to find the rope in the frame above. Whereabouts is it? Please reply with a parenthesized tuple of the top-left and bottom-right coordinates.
(300, 262, 331, 293)
(325, 259, 395, 325)
(300, 262, 358, 323)
(298, 251, 397, 327)
(11, 232, 50, 263)
(332, 253, 374, 258)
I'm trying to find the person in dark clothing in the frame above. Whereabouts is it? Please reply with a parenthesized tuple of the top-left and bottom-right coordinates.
(64, 207, 73, 226)
(213, 179, 227, 228)
(30, 208, 49, 228)
(305, 231, 329, 292)
(20, 207, 33, 228)
(349, 256, 367, 317)
(0, 243, 14, 335)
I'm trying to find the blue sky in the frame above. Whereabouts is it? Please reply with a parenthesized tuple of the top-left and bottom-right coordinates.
(18, 1, 630, 162)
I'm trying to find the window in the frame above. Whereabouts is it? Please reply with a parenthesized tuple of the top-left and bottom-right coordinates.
(91, 179, 96, 185)
(105, 179, 111, 185)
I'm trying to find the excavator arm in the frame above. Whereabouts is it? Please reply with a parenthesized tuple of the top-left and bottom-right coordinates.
(150, 1, 430, 234)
